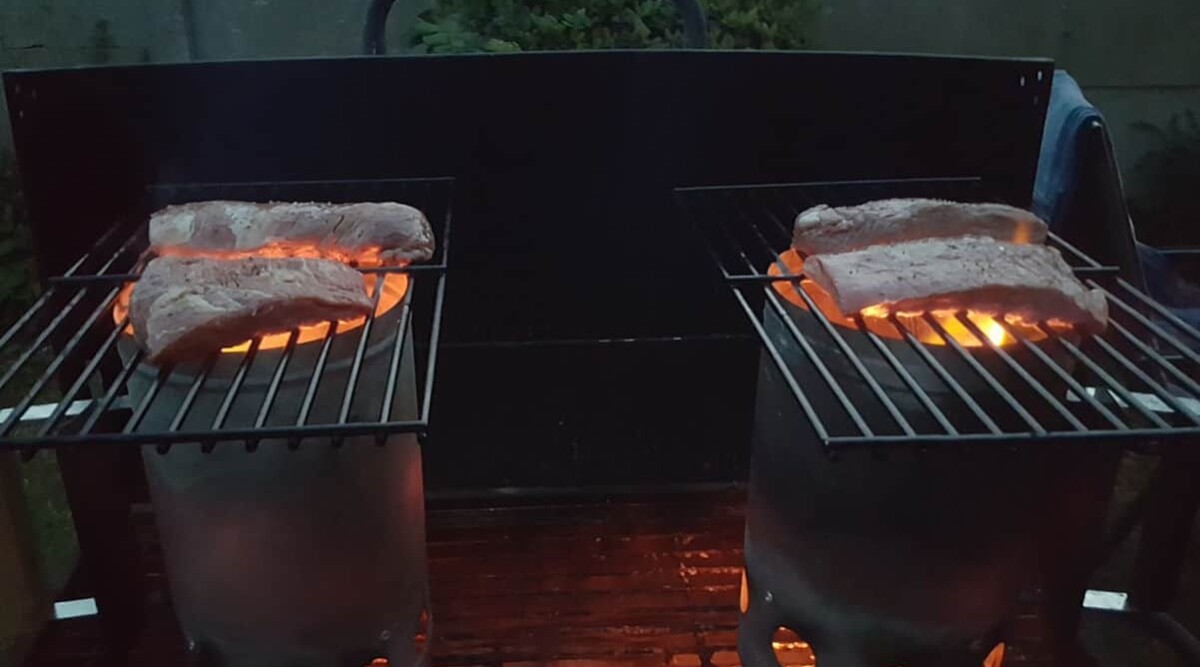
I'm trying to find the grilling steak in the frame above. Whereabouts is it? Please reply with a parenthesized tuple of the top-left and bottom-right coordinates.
(792, 199, 1048, 256)
(150, 201, 435, 264)
(803, 236, 1109, 332)
(129, 256, 374, 363)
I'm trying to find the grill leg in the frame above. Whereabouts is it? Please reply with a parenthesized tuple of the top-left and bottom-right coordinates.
(1130, 449, 1200, 611)
(57, 443, 144, 663)
(1038, 448, 1122, 667)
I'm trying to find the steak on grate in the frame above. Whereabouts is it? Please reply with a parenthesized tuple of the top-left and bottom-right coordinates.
(129, 256, 373, 364)
(803, 235, 1109, 332)
(792, 199, 1048, 256)
(150, 201, 435, 264)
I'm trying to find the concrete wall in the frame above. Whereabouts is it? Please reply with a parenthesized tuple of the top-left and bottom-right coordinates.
(1, 0, 1198, 192)
(0, 0, 190, 147)
(187, 0, 430, 60)
(0, 0, 431, 149)
(820, 0, 1200, 195)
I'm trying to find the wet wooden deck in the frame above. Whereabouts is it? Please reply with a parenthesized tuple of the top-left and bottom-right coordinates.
(23, 490, 1053, 666)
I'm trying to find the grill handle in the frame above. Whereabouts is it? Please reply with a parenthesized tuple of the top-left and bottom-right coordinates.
(363, 0, 710, 54)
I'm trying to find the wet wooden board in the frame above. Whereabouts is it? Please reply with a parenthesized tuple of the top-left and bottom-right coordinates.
(22, 491, 1052, 666)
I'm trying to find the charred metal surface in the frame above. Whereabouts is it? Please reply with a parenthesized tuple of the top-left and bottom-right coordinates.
(22, 493, 1054, 667)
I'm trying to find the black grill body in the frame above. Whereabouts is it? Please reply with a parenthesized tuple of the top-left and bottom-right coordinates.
(5, 52, 1118, 667)
(4, 51, 1052, 489)
(739, 303, 1122, 667)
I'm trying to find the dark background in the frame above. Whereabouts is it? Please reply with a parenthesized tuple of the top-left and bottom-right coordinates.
(4, 51, 1052, 489)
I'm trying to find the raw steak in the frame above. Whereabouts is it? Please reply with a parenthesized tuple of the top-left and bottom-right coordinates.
(803, 236, 1108, 333)
(129, 256, 373, 364)
(150, 201, 435, 264)
(792, 199, 1048, 256)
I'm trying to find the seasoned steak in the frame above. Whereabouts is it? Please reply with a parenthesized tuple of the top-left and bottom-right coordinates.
(792, 199, 1048, 256)
(150, 201, 435, 264)
(129, 256, 373, 364)
(803, 236, 1108, 333)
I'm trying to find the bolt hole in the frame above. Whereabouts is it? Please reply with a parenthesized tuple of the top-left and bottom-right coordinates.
(1037, 70, 1045, 82)
(1019, 75, 1026, 87)
(983, 642, 1006, 667)
(772, 627, 814, 667)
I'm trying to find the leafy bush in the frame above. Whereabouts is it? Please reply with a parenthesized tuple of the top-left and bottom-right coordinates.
(0, 152, 36, 322)
(1129, 111, 1200, 249)
(410, 0, 820, 53)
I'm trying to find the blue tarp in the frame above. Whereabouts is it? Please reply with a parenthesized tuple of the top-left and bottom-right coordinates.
(1034, 70, 1200, 330)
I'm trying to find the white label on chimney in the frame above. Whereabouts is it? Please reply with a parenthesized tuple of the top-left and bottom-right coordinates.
(1068, 387, 1200, 417)
(1082, 590, 1128, 611)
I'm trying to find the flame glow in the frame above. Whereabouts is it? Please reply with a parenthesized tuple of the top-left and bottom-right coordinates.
(111, 247, 408, 353)
(768, 249, 1055, 347)
(771, 627, 815, 667)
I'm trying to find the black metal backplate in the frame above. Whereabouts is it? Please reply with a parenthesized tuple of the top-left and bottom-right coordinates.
(4, 52, 1052, 488)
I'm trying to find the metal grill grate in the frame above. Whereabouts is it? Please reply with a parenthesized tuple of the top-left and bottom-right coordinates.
(677, 179, 1200, 450)
(0, 177, 451, 454)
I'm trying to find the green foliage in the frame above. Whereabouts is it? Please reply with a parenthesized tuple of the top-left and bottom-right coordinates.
(410, 0, 820, 53)
(1130, 111, 1200, 247)
(0, 152, 36, 322)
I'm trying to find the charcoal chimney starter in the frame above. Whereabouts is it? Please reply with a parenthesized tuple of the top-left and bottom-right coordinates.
(737, 289, 1117, 667)
(116, 274, 430, 667)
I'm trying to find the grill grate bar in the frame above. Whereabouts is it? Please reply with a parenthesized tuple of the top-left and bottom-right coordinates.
(36, 315, 132, 439)
(740, 191, 918, 434)
(253, 331, 300, 430)
(996, 318, 1127, 429)
(1106, 319, 1200, 401)
(732, 195, 916, 434)
(922, 313, 1047, 434)
(0, 285, 123, 437)
(733, 287, 831, 443)
(766, 289, 877, 435)
(48, 262, 448, 286)
(0, 291, 93, 400)
(295, 322, 339, 430)
(1099, 282, 1200, 367)
(123, 365, 173, 435)
(1089, 335, 1200, 425)
(164, 354, 219, 452)
(0, 420, 429, 449)
(380, 285, 416, 426)
(0, 177, 453, 453)
(725, 214, 874, 431)
(419, 201, 452, 427)
(680, 179, 1200, 449)
(689, 194, 873, 434)
(1115, 278, 1200, 346)
(890, 314, 1003, 433)
(855, 314, 959, 435)
(209, 339, 263, 433)
(955, 312, 1086, 431)
(79, 347, 144, 435)
(1048, 332, 1172, 429)
(334, 277, 388, 446)
(0, 222, 132, 353)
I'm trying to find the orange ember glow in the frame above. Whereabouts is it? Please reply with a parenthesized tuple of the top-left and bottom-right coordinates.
(983, 643, 1006, 667)
(152, 241, 389, 265)
(771, 627, 815, 667)
(768, 249, 1062, 348)
(111, 246, 408, 353)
